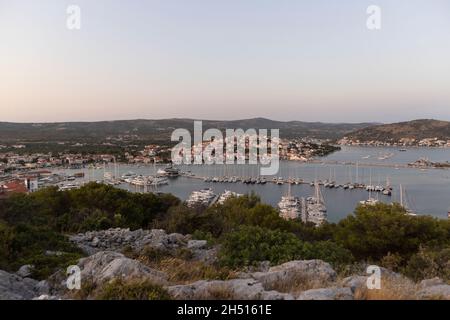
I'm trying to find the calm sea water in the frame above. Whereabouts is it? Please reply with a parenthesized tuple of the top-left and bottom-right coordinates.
(56, 146, 450, 222)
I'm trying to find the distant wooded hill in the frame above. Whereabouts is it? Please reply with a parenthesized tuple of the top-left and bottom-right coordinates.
(0, 118, 375, 143)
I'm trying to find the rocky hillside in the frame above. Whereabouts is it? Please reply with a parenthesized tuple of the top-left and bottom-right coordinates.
(1, 228, 449, 300)
(343, 119, 450, 143)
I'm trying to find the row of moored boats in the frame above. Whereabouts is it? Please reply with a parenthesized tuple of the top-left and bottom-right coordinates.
(278, 182, 327, 227)
(185, 189, 243, 208)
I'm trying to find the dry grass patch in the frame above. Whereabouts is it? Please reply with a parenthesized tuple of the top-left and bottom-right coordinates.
(68, 277, 170, 300)
(202, 284, 237, 300)
(261, 272, 336, 295)
(95, 278, 171, 300)
(138, 255, 237, 284)
(355, 276, 417, 300)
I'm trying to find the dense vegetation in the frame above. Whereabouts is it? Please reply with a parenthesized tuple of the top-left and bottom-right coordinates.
(0, 183, 179, 278)
(218, 226, 353, 268)
(0, 118, 375, 143)
(1, 142, 129, 158)
(0, 183, 449, 281)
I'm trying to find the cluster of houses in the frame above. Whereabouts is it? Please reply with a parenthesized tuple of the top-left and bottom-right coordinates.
(338, 137, 450, 147)
(279, 139, 336, 161)
(171, 135, 334, 163)
(125, 144, 172, 164)
(0, 171, 46, 199)
(0, 143, 175, 198)
(415, 138, 450, 147)
(0, 152, 119, 171)
(0, 142, 175, 176)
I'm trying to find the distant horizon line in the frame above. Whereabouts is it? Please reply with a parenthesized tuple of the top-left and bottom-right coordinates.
(0, 117, 448, 126)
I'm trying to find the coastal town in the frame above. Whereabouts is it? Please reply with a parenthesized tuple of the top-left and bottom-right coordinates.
(0, 137, 337, 197)
(338, 136, 450, 147)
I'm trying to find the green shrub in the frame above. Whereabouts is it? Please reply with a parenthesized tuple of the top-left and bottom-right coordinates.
(79, 209, 113, 231)
(0, 221, 15, 270)
(191, 230, 216, 245)
(380, 252, 404, 272)
(0, 223, 83, 279)
(302, 240, 354, 268)
(155, 204, 223, 236)
(20, 252, 83, 280)
(218, 226, 304, 268)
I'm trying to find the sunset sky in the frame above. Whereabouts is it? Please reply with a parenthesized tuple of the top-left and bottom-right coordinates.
(1, 0, 450, 123)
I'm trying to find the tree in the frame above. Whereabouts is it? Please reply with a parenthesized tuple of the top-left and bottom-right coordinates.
(334, 203, 450, 261)
(0, 221, 15, 270)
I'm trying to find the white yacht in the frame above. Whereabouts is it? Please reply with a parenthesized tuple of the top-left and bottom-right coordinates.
(186, 188, 218, 207)
(58, 183, 80, 191)
(217, 190, 243, 204)
(360, 198, 379, 206)
(151, 176, 169, 186)
(278, 196, 301, 220)
(157, 166, 180, 177)
(278, 183, 301, 220)
(129, 175, 153, 186)
(305, 182, 327, 226)
(121, 171, 137, 181)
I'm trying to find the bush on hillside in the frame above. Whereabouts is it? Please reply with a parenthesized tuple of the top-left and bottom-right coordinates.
(218, 225, 304, 268)
(334, 203, 450, 261)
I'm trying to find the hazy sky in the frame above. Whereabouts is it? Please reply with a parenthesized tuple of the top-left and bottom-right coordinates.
(1, 0, 450, 123)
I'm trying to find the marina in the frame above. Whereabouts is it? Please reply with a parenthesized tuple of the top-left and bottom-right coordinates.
(2, 146, 450, 222)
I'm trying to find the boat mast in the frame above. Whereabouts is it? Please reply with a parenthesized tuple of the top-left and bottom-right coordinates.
(348, 166, 351, 184)
(113, 156, 117, 180)
(288, 181, 292, 198)
(400, 184, 403, 207)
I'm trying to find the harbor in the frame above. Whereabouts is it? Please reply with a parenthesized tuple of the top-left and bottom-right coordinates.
(2, 146, 450, 222)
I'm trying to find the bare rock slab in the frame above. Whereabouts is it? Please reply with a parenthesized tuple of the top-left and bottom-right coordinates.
(77, 251, 168, 285)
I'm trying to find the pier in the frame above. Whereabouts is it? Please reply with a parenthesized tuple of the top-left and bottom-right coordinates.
(179, 171, 390, 194)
